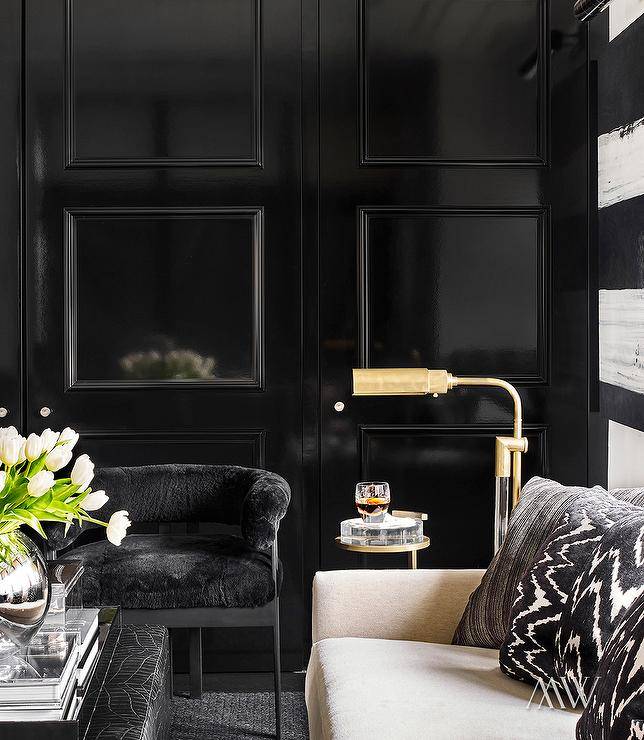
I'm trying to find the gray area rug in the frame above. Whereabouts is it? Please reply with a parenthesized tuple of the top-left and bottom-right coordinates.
(172, 691, 309, 739)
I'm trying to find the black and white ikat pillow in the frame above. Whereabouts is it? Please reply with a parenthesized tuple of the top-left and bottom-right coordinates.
(499, 491, 639, 684)
(576, 591, 644, 740)
(556, 511, 644, 687)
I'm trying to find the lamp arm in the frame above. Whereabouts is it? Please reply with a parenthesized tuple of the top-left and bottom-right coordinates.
(448, 376, 523, 439)
(448, 376, 528, 509)
(351, 368, 529, 511)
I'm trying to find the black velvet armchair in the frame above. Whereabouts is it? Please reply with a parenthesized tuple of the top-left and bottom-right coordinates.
(45, 464, 290, 737)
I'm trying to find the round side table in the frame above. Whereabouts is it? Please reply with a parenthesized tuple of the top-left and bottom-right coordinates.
(334, 535, 430, 569)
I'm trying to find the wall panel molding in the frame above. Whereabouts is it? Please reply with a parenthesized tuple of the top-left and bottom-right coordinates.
(63, 206, 265, 391)
(357, 206, 551, 385)
(79, 429, 267, 469)
(64, 0, 263, 168)
(359, 423, 549, 480)
(358, 0, 549, 166)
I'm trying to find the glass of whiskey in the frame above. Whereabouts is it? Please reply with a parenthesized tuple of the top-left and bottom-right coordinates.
(355, 481, 390, 523)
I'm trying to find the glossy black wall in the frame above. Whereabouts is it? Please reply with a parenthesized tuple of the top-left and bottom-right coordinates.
(318, 0, 590, 573)
(1, 0, 590, 671)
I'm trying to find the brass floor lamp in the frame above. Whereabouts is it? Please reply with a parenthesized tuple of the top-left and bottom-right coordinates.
(352, 368, 528, 552)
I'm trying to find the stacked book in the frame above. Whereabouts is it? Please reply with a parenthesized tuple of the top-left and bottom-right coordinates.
(0, 608, 100, 722)
(65, 608, 101, 693)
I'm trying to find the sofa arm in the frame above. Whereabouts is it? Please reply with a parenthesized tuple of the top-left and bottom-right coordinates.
(312, 569, 484, 645)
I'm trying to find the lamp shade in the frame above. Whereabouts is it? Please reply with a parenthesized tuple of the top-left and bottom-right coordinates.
(352, 368, 451, 396)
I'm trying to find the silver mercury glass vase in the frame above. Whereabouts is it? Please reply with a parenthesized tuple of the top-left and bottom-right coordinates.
(0, 531, 50, 656)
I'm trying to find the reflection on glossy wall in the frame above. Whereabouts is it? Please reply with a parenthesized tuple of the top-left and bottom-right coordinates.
(72, 213, 260, 386)
(363, 0, 543, 162)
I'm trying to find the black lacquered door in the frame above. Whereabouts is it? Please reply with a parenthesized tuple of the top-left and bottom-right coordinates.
(25, 0, 303, 668)
(0, 2, 21, 430)
(320, 0, 589, 569)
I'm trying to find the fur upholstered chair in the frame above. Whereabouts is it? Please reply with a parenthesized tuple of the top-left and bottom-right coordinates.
(45, 464, 290, 737)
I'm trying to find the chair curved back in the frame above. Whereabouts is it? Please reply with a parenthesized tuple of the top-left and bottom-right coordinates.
(44, 464, 290, 552)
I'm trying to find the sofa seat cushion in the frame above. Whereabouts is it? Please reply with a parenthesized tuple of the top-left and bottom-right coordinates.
(61, 534, 277, 609)
(306, 638, 580, 740)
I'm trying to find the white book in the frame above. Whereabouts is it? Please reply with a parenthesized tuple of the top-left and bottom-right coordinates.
(63, 608, 100, 660)
(76, 637, 100, 691)
(0, 632, 79, 705)
(0, 676, 77, 721)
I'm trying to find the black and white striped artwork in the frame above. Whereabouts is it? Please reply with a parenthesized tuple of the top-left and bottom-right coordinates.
(598, 5, 644, 430)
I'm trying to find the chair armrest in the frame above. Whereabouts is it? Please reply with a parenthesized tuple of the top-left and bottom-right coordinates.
(241, 471, 291, 551)
(312, 569, 484, 645)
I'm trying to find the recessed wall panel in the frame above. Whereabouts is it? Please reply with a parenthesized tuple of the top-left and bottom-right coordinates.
(360, 0, 545, 164)
(360, 426, 547, 567)
(65, 208, 263, 389)
(359, 208, 548, 383)
(78, 431, 265, 470)
(67, 0, 261, 166)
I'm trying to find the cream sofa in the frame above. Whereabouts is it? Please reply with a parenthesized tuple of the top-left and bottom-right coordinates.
(306, 569, 581, 739)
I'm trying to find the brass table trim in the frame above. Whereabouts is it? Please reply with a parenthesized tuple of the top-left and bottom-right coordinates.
(334, 535, 430, 569)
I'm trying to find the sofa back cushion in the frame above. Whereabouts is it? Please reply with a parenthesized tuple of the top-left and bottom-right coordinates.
(453, 478, 609, 649)
(499, 492, 638, 684)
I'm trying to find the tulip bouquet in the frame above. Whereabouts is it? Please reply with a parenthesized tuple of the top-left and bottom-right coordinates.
(0, 426, 131, 547)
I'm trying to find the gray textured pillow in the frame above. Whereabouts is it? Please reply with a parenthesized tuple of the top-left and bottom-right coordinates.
(453, 477, 609, 648)
(453, 478, 644, 649)
(610, 486, 644, 507)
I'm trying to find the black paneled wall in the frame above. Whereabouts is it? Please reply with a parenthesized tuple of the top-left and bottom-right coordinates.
(0, 0, 590, 670)
(318, 0, 589, 572)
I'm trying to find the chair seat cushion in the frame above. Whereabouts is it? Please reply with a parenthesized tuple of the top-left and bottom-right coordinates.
(306, 638, 581, 740)
(61, 534, 278, 609)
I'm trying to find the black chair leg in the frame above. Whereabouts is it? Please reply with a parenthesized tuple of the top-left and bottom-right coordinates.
(168, 628, 174, 696)
(272, 595, 282, 740)
(189, 628, 203, 699)
(271, 538, 282, 739)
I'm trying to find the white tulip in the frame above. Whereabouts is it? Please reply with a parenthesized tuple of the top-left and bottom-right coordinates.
(81, 489, 109, 512)
(44, 445, 73, 472)
(70, 454, 94, 492)
(58, 427, 79, 449)
(0, 471, 5, 491)
(106, 510, 131, 546)
(0, 426, 19, 439)
(16, 437, 26, 465)
(63, 512, 74, 536)
(24, 433, 44, 462)
(27, 470, 54, 497)
(1, 437, 22, 467)
(40, 429, 59, 452)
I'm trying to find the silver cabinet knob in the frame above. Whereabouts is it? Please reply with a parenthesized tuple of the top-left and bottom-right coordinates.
(334, 401, 345, 412)
(0, 408, 7, 418)
(39, 407, 52, 418)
